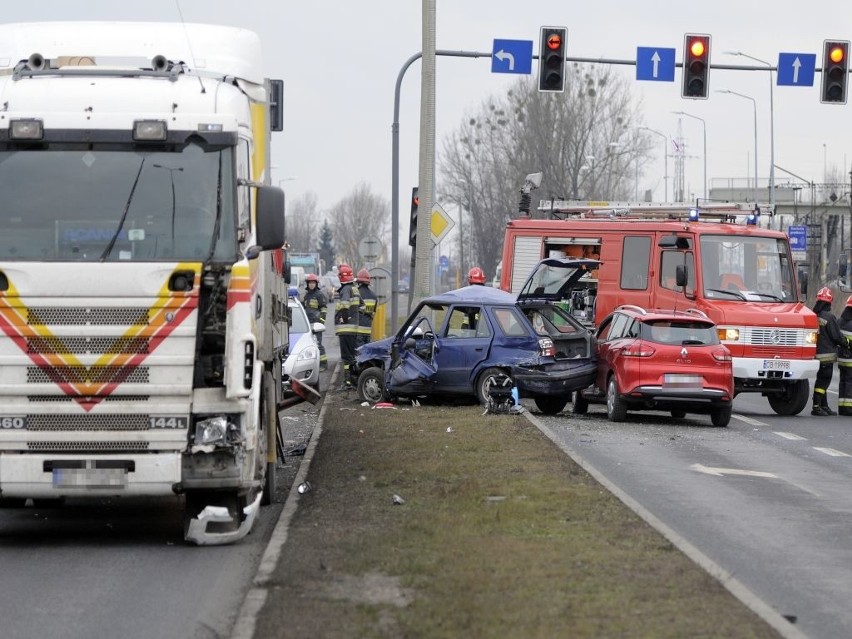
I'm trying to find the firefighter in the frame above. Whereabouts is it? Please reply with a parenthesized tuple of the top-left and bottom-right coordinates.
(812, 286, 843, 416)
(334, 264, 360, 388)
(302, 273, 328, 371)
(468, 266, 486, 286)
(838, 296, 852, 415)
(356, 268, 377, 347)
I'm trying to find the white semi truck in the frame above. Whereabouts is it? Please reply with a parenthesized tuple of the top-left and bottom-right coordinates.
(0, 22, 290, 544)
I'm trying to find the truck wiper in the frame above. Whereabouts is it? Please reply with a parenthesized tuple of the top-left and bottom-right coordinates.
(204, 153, 224, 263)
(706, 287, 746, 301)
(100, 157, 146, 262)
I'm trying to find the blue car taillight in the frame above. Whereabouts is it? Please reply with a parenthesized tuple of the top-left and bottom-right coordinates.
(538, 337, 555, 357)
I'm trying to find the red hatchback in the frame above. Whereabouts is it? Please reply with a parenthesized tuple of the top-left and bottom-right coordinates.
(574, 305, 734, 426)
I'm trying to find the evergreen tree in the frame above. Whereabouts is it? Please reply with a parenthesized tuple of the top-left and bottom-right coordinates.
(318, 219, 335, 272)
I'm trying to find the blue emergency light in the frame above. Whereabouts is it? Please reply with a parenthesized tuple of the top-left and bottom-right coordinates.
(687, 208, 700, 222)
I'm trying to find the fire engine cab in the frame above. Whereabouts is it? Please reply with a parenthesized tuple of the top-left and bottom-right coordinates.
(500, 200, 819, 416)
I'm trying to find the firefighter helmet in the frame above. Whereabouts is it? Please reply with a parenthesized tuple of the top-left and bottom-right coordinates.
(356, 268, 371, 284)
(468, 266, 486, 285)
(817, 286, 833, 303)
(305, 273, 319, 287)
(338, 264, 354, 284)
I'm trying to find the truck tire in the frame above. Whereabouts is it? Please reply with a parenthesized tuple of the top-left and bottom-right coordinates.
(767, 379, 809, 416)
(261, 374, 276, 506)
(0, 497, 27, 508)
(606, 376, 628, 422)
(534, 396, 568, 415)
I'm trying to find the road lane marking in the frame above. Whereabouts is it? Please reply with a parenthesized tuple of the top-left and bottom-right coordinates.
(813, 447, 852, 457)
(733, 414, 768, 426)
(690, 463, 778, 478)
(774, 432, 807, 441)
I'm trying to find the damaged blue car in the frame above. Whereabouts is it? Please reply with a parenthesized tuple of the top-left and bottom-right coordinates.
(353, 258, 598, 415)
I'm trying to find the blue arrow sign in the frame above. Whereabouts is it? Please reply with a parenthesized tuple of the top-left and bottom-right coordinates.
(491, 39, 533, 75)
(636, 47, 676, 82)
(788, 225, 807, 251)
(777, 53, 816, 86)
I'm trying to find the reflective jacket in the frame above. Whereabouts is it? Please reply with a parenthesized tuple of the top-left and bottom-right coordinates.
(357, 283, 377, 337)
(335, 282, 360, 335)
(303, 287, 327, 325)
(814, 301, 843, 362)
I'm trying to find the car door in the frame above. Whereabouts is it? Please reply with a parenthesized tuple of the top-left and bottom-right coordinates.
(387, 316, 439, 395)
(432, 304, 491, 392)
(595, 312, 629, 390)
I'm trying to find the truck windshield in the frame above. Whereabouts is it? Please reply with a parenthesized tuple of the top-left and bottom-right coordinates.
(0, 142, 236, 262)
(700, 235, 795, 302)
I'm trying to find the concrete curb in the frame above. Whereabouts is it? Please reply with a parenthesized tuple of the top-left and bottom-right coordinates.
(524, 409, 808, 639)
(229, 366, 338, 639)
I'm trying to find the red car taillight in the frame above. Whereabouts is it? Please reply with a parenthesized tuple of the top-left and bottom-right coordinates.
(712, 347, 732, 362)
(621, 342, 655, 358)
(538, 337, 555, 357)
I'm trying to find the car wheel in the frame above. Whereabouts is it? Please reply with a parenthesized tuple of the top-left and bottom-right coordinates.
(572, 390, 589, 415)
(357, 366, 386, 404)
(606, 376, 627, 422)
(534, 396, 568, 415)
(767, 379, 809, 416)
(476, 367, 511, 406)
(711, 405, 732, 427)
(670, 409, 687, 419)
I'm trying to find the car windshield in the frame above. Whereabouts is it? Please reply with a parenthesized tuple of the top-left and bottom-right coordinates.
(641, 320, 719, 346)
(0, 141, 237, 262)
(700, 235, 794, 302)
(289, 303, 310, 333)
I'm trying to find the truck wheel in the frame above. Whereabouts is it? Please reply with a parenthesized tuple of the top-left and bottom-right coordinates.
(476, 368, 512, 406)
(260, 374, 275, 506)
(0, 497, 27, 508)
(357, 366, 386, 404)
(711, 405, 732, 427)
(572, 390, 589, 415)
(767, 379, 809, 416)
(534, 396, 568, 415)
(606, 376, 627, 422)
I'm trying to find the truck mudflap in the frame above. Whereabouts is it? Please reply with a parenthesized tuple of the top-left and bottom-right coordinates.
(185, 492, 262, 546)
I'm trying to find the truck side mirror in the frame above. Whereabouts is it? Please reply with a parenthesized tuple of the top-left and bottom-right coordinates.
(675, 264, 687, 288)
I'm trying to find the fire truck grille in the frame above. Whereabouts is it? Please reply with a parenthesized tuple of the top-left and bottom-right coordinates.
(27, 367, 150, 385)
(25, 307, 150, 326)
(746, 328, 802, 347)
(27, 395, 150, 403)
(26, 414, 152, 431)
(27, 441, 150, 452)
(27, 336, 151, 355)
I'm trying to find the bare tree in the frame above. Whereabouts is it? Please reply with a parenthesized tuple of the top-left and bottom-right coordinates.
(286, 191, 320, 253)
(439, 64, 653, 277)
(328, 182, 389, 268)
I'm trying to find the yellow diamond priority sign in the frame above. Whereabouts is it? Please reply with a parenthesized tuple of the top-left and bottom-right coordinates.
(430, 202, 455, 245)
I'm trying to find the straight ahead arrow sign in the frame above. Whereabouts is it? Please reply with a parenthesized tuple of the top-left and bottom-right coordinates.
(691, 463, 778, 478)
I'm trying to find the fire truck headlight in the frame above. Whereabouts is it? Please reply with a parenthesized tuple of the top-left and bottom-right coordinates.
(194, 416, 228, 445)
(717, 328, 740, 342)
(805, 330, 818, 346)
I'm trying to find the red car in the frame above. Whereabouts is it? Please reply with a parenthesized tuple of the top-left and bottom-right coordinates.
(574, 305, 734, 427)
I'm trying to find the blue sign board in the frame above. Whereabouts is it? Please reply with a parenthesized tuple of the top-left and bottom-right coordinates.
(491, 39, 533, 75)
(636, 47, 676, 82)
(777, 53, 816, 86)
(788, 225, 807, 251)
(439, 255, 449, 271)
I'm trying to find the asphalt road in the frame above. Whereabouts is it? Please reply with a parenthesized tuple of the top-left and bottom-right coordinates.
(532, 378, 852, 639)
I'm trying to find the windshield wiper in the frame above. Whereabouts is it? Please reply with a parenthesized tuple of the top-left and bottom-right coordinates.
(706, 287, 746, 301)
(100, 157, 146, 262)
(204, 153, 223, 263)
(751, 292, 786, 302)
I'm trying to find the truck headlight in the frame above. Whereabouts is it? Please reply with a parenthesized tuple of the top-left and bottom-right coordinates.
(805, 330, 818, 345)
(194, 416, 228, 445)
(717, 328, 740, 342)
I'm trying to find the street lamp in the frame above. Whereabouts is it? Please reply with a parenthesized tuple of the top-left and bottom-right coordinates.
(716, 89, 758, 206)
(725, 51, 775, 218)
(671, 111, 706, 200)
(638, 126, 668, 202)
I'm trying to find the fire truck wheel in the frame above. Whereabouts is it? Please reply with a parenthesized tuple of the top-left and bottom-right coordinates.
(767, 379, 809, 416)
(606, 376, 627, 422)
(534, 396, 568, 415)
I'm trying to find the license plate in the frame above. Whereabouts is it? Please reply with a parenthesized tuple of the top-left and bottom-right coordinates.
(53, 468, 127, 489)
(663, 374, 702, 389)
(763, 359, 791, 371)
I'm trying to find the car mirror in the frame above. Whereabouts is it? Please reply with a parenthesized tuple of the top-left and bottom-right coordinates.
(311, 322, 325, 333)
(405, 337, 416, 349)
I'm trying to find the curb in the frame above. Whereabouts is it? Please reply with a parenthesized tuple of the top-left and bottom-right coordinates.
(524, 409, 808, 639)
(229, 366, 338, 639)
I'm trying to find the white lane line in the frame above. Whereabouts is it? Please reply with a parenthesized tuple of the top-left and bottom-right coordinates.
(774, 432, 807, 441)
(691, 463, 779, 478)
(733, 414, 768, 426)
(813, 447, 852, 457)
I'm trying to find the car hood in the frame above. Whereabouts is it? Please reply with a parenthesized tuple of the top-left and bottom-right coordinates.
(356, 335, 395, 362)
(516, 258, 600, 304)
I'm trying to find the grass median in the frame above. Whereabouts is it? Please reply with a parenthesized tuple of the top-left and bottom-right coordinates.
(257, 393, 781, 639)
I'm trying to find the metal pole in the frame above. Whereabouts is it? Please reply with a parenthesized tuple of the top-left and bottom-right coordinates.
(716, 90, 758, 206)
(638, 126, 668, 202)
(671, 111, 706, 200)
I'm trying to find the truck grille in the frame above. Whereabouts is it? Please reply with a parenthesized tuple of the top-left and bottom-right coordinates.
(26, 307, 150, 326)
(27, 336, 150, 355)
(27, 441, 150, 452)
(26, 414, 152, 431)
(28, 395, 150, 403)
(27, 366, 150, 385)
(744, 328, 803, 347)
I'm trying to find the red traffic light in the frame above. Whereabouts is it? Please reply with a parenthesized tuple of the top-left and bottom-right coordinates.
(546, 33, 562, 51)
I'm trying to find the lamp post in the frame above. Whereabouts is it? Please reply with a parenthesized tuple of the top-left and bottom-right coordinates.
(638, 126, 668, 202)
(716, 89, 758, 206)
(725, 51, 775, 219)
(671, 111, 706, 200)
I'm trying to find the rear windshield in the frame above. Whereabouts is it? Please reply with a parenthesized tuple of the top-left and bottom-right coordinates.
(641, 320, 719, 346)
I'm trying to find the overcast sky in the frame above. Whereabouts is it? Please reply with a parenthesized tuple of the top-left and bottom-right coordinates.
(7, 1, 852, 220)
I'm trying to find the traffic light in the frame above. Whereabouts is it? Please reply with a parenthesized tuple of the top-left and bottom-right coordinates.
(821, 40, 850, 104)
(408, 186, 419, 247)
(681, 33, 711, 99)
(538, 27, 567, 92)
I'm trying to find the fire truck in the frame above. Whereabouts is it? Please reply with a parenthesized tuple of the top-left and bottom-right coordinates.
(500, 200, 819, 416)
(0, 22, 290, 544)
